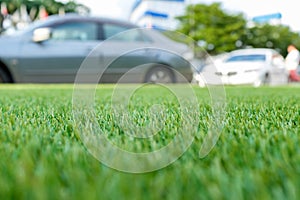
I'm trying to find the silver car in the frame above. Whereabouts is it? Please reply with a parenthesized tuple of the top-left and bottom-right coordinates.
(0, 14, 194, 83)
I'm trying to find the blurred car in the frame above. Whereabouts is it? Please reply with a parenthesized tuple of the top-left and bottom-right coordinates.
(0, 14, 194, 83)
(195, 48, 288, 87)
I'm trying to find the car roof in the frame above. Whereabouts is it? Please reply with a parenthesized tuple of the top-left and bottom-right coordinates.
(47, 14, 138, 27)
(22, 13, 139, 33)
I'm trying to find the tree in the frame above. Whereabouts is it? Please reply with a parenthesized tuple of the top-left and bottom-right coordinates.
(176, 3, 247, 55)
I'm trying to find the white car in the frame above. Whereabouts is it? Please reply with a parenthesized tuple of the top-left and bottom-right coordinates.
(195, 48, 289, 87)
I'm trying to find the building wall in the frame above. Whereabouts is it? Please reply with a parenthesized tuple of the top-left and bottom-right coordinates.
(130, 0, 186, 30)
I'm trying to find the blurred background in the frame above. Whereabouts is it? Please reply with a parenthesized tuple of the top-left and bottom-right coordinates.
(0, 0, 300, 85)
(1, 0, 300, 57)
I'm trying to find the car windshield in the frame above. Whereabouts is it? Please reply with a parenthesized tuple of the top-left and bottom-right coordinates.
(226, 54, 266, 62)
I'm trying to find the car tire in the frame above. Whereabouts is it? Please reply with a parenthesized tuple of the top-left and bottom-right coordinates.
(145, 65, 175, 83)
(0, 68, 11, 83)
(263, 73, 271, 85)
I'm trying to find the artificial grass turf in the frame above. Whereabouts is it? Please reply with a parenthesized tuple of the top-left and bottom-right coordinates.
(0, 84, 299, 199)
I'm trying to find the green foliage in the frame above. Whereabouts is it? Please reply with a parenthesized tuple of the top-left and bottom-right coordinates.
(176, 3, 247, 55)
(0, 84, 300, 199)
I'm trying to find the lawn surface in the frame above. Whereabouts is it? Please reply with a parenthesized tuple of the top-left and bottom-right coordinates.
(0, 84, 299, 199)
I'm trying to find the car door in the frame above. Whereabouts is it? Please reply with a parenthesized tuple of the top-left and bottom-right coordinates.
(19, 20, 100, 83)
(99, 23, 154, 83)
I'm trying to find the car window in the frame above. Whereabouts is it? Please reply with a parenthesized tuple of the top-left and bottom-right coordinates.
(51, 22, 98, 41)
(103, 24, 150, 42)
(226, 54, 266, 62)
(103, 24, 129, 39)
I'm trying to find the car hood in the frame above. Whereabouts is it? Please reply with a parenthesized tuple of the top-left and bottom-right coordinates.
(217, 61, 266, 73)
(0, 35, 22, 46)
(0, 34, 22, 41)
(0, 35, 23, 53)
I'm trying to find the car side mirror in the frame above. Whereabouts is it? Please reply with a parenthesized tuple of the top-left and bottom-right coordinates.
(32, 27, 52, 43)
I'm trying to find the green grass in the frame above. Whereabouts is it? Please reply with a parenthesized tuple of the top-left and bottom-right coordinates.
(0, 84, 300, 200)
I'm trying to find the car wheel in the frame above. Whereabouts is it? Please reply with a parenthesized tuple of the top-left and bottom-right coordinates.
(263, 73, 271, 85)
(0, 68, 11, 83)
(145, 66, 175, 83)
